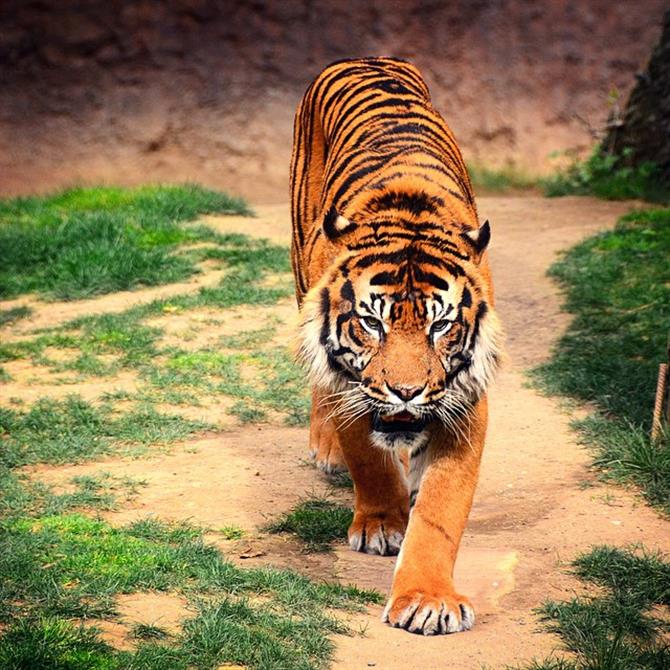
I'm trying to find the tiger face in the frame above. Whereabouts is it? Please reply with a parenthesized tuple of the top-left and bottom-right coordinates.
(298, 225, 502, 450)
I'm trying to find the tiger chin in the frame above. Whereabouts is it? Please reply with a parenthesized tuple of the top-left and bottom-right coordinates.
(289, 57, 504, 635)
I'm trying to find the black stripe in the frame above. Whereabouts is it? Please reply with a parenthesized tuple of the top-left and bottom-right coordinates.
(319, 288, 330, 345)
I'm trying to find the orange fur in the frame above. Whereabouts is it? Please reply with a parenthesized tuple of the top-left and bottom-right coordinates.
(290, 58, 502, 635)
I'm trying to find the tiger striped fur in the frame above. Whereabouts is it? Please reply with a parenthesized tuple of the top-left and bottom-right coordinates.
(290, 57, 503, 636)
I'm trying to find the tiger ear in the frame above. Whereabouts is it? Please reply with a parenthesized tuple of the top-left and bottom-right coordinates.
(322, 206, 357, 240)
(464, 220, 491, 260)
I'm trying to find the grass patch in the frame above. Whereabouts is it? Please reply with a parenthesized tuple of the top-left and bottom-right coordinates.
(0, 396, 211, 468)
(522, 546, 670, 670)
(0, 185, 301, 425)
(0, 184, 250, 301)
(267, 498, 353, 551)
(147, 344, 309, 426)
(44, 473, 146, 515)
(468, 163, 538, 194)
(533, 208, 670, 513)
(0, 514, 380, 669)
(0, 183, 376, 668)
(542, 147, 669, 202)
(0, 305, 32, 327)
(468, 164, 538, 193)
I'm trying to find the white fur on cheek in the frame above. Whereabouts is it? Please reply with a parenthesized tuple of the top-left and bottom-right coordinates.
(452, 305, 504, 401)
(296, 286, 347, 392)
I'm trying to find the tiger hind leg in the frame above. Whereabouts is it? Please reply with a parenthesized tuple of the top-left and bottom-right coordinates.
(309, 388, 347, 474)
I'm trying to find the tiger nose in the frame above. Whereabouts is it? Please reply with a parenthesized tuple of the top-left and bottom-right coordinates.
(388, 384, 424, 402)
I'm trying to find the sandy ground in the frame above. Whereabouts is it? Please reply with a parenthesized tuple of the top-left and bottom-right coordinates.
(19, 197, 670, 668)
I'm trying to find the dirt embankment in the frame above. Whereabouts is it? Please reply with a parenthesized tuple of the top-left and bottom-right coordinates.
(1, 1, 667, 201)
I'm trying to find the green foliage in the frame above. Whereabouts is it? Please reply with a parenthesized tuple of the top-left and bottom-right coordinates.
(468, 163, 538, 193)
(0, 185, 250, 300)
(0, 617, 117, 670)
(0, 305, 32, 327)
(147, 345, 309, 427)
(130, 624, 169, 641)
(0, 514, 379, 670)
(532, 547, 670, 670)
(543, 147, 669, 202)
(0, 183, 373, 668)
(0, 396, 210, 468)
(533, 208, 670, 512)
(267, 498, 353, 551)
(219, 525, 246, 541)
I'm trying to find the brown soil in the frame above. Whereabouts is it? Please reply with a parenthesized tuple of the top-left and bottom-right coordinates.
(18, 197, 670, 668)
(83, 592, 191, 651)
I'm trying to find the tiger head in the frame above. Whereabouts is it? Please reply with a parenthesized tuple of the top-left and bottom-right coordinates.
(297, 212, 503, 450)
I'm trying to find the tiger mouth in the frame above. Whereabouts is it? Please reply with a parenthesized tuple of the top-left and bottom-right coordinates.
(372, 411, 428, 434)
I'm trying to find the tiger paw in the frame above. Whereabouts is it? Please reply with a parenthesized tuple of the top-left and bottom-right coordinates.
(309, 430, 347, 474)
(348, 510, 406, 555)
(382, 590, 475, 635)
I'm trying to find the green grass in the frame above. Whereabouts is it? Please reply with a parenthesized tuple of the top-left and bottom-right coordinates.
(0, 235, 293, 368)
(0, 468, 144, 521)
(130, 623, 170, 641)
(145, 343, 309, 427)
(533, 208, 670, 513)
(542, 147, 669, 202)
(219, 525, 246, 541)
(0, 396, 211, 468)
(0, 305, 32, 327)
(468, 163, 538, 194)
(519, 546, 670, 670)
(267, 498, 353, 551)
(0, 184, 251, 300)
(0, 183, 303, 425)
(0, 514, 380, 670)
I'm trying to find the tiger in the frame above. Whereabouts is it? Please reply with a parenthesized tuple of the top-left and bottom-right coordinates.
(289, 57, 502, 636)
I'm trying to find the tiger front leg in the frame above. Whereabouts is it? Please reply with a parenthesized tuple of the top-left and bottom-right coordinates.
(383, 400, 486, 635)
(336, 414, 409, 555)
(308, 388, 347, 474)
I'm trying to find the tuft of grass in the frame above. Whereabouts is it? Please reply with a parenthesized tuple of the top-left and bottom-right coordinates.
(0, 184, 251, 301)
(532, 208, 670, 513)
(468, 163, 538, 194)
(266, 498, 353, 551)
(219, 525, 246, 541)
(130, 623, 170, 641)
(542, 147, 669, 202)
(329, 471, 354, 490)
(0, 305, 32, 327)
(529, 546, 670, 670)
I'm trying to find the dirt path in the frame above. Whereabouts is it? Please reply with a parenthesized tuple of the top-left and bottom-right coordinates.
(25, 197, 670, 669)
